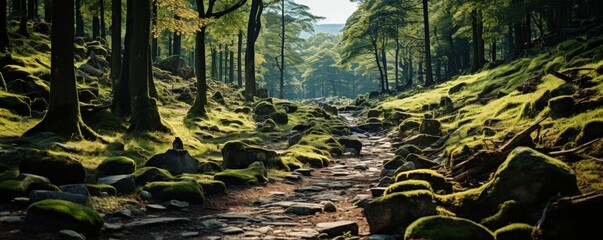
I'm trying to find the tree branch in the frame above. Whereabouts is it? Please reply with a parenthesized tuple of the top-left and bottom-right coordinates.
(211, 0, 248, 19)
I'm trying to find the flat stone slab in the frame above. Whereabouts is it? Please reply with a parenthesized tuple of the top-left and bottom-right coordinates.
(294, 186, 327, 192)
(124, 217, 190, 228)
(286, 231, 319, 239)
(285, 203, 323, 215)
(261, 221, 301, 226)
(218, 226, 245, 234)
(317, 221, 359, 237)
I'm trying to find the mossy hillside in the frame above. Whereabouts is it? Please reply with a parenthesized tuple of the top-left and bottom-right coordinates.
(404, 215, 495, 240)
(25, 199, 104, 236)
(142, 180, 204, 203)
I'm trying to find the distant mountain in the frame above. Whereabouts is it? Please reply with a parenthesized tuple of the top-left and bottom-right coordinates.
(300, 24, 345, 39)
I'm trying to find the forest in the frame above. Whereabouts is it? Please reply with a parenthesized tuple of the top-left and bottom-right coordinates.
(0, 0, 602, 239)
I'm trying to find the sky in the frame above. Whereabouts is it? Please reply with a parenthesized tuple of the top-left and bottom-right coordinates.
(294, 0, 358, 25)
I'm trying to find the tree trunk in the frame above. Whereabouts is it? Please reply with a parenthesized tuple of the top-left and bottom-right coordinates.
(92, 15, 99, 39)
(189, 26, 208, 116)
(237, 30, 243, 88)
(111, 0, 121, 84)
(471, 9, 479, 72)
(245, 0, 262, 101)
(229, 49, 234, 84)
(381, 47, 388, 92)
(406, 55, 413, 87)
(211, 47, 216, 78)
(525, 8, 531, 49)
(17, 0, 28, 37)
(75, 0, 84, 37)
(9, 0, 18, 17)
(127, 0, 167, 133)
(167, 34, 172, 56)
(279, 0, 285, 99)
(435, 59, 441, 81)
(27, 0, 34, 20)
(112, 0, 132, 117)
(1, 0, 8, 50)
(24, 0, 97, 140)
(422, 0, 433, 87)
(100, 0, 105, 39)
(151, 2, 158, 60)
(507, 24, 513, 60)
(491, 39, 497, 62)
(372, 41, 385, 93)
(477, 9, 485, 66)
(394, 38, 399, 88)
(172, 15, 181, 56)
(219, 44, 223, 81)
(43, 0, 50, 22)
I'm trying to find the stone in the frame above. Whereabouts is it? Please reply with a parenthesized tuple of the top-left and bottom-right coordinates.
(0, 216, 23, 224)
(214, 161, 269, 186)
(370, 187, 387, 197)
(378, 177, 395, 187)
(284, 203, 323, 215)
(400, 134, 440, 148)
(155, 55, 194, 79)
(97, 174, 136, 195)
(286, 231, 319, 239)
(367, 234, 397, 240)
(123, 217, 190, 228)
(142, 181, 204, 203)
(58, 229, 86, 240)
(139, 190, 153, 200)
(364, 190, 437, 233)
(145, 204, 167, 210)
(22, 200, 104, 237)
(256, 226, 272, 234)
(219, 226, 245, 235)
(180, 231, 199, 238)
(59, 184, 91, 200)
(548, 95, 575, 118)
(18, 150, 85, 185)
(202, 219, 226, 229)
(395, 169, 452, 194)
(352, 194, 373, 208)
(97, 156, 136, 177)
(317, 221, 359, 237)
(393, 162, 416, 175)
(419, 119, 442, 136)
(322, 201, 337, 212)
(29, 190, 88, 205)
(145, 149, 199, 175)
(337, 137, 362, 155)
(168, 199, 190, 209)
(293, 169, 313, 176)
(295, 186, 327, 193)
(103, 223, 123, 231)
(221, 141, 286, 170)
(405, 216, 494, 240)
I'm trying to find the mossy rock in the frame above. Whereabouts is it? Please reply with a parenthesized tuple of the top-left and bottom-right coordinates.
(364, 190, 437, 234)
(480, 200, 529, 230)
(85, 184, 117, 196)
(269, 111, 289, 125)
(97, 156, 136, 177)
(254, 101, 277, 116)
(2, 64, 31, 82)
(548, 95, 575, 118)
(406, 154, 438, 169)
(493, 223, 535, 240)
(0, 90, 31, 116)
(23, 75, 50, 100)
(234, 106, 252, 114)
(576, 119, 603, 144)
(78, 90, 97, 103)
(276, 102, 298, 113)
(198, 180, 226, 195)
(133, 167, 173, 186)
(214, 161, 268, 186)
(394, 144, 423, 158)
(400, 134, 441, 148)
(399, 119, 421, 133)
(0, 180, 25, 201)
(30, 97, 48, 112)
(384, 156, 406, 170)
(22, 199, 104, 237)
(404, 216, 495, 240)
(419, 119, 442, 136)
(0, 72, 6, 90)
(198, 161, 222, 173)
(221, 141, 287, 170)
(395, 169, 452, 194)
(550, 83, 577, 97)
(448, 82, 467, 94)
(367, 109, 383, 118)
(145, 149, 200, 175)
(143, 181, 204, 203)
(337, 137, 362, 155)
(285, 147, 330, 168)
(384, 180, 433, 196)
(18, 173, 59, 193)
(19, 151, 85, 185)
(388, 111, 412, 125)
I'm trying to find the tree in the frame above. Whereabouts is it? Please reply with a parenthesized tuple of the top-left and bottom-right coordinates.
(1, 0, 8, 51)
(17, 0, 28, 37)
(126, 0, 169, 133)
(244, 0, 262, 100)
(24, 0, 98, 140)
(422, 0, 433, 87)
(111, 0, 121, 82)
(76, 0, 85, 37)
(188, 0, 247, 116)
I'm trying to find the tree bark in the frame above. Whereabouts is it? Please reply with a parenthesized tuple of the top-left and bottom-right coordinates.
(1, 0, 8, 50)
(210, 47, 216, 78)
(422, 0, 433, 87)
(279, 0, 285, 99)
(237, 30, 243, 87)
(43, 0, 50, 22)
(229, 48, 234, 84)
(75, 0, 84, 37)
(406, 54, 413, 87)
(111, 0, 132, 117)
(126, 0, 168, 133)
(24, 0, 97, 140)
(17, 0, 28, 37)
(189, 26, 208, 116)
(381, 47, 388, 92)
(151, 2, 157, 60)
(93, 15, 100, 39)
(111, 0, 121, 83)
(219, 43, 223, 81)
(245, 0, 263, 101)
(172, 15, 181, 56)
(27, 0, 35, 20)
(372, 41, 385, 93)
(491, 39, 497, 62)
(394, 38, 399, 88)
(100, 0, 105, 39)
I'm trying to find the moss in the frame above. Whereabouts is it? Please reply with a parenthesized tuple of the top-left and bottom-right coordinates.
(0, 90, 31, 116)
(394, 144, 423, 158)
(214, 162, 268, 186)
(285, 145, 330, 168)
(133, 167, 173, 185)
(493, 223, 535, 240)
(384, 180, 433, 196)
(395, 169, 452, 194)
(405, 216, 495, 240)
(576, 119, 603, 144)
(548, 95, 575, 118)
(18, 151, 86, 185)
(0, 180, 25, 200)
(198, 180, 226, 195)
(364, 190, 437, 234)
(143, 181, 204, 203)
(25, 199, 104, 236)
(254, 101, 277, 116)
(97, 156, 136, 177)
(480, 200, 529, 230)
(221, 141, 288, 170)
(383, 156, 406, 170)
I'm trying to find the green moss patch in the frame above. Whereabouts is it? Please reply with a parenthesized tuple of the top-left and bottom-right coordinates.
(0, 180, 25, 200)
(133, 167, 173, 186)
(395, 169, 452, 194)
(23, 199, 104, 236)
(143, 181, 204, 203)
(214, 162, 268, 186)
(97, 156, 136, 177)
(384, 180, 433, 196)
(405, 215, 495, 240)
(221, 141, 287, 170)
(364, 190, 437, 234)
(493, 223, 535, 240)
(480, 200, 530, 231)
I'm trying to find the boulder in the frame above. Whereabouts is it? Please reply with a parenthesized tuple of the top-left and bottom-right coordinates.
(97, 156, 136, 177)
(399, 119, 421, 133)
(269, 111, 289, 125)
(394, 144, 423, 158)
(221, 141, 286, 170)
(548, 96, 575, 118)
(59, 184, 91, 200)
(2, 64, 30, 82)
(155, 55, 195, 79)
(317, 221, 359, 237)
(96, 174, 136, 195)
(493, 223, 535, 240)
(405, 154, 438, 169)
(30, 97, 48, 112)
(214, 161, 268, 186)
(22, 199, 104, 237)
(419, 119, 442, 136)
(395, 169, 452, 194)
(400, 134, 441, 148)
(254, 101, 277, 116)
(198, 161, 221, 173)
(0, 180, 25, 200)
(367, 109, 382, 118)
(29, 190, 88, 205)
(404, 216, 495, 240)
(383, 156, 406, 170)
(133, 167, 173, 185)
(384, 180, 433, 196)
(19, 151, 85, 185)
(576, 119, 603, 144)
(337, 137, 362, 155)
(198, 180, 226, 195)
(145, 149, 199, 175)
(388, 111, 412, 126)
(85, 184, 116, 196)
(0, 90, 31, 116)
(364, 190, 437, 234)
(142, 181, 204, 203)
(480, 200, 529, 230)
